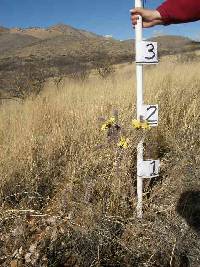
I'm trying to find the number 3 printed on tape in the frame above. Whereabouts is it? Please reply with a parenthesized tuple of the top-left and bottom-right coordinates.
(145, 43, 156, 60)
(136, 41, 158, 64)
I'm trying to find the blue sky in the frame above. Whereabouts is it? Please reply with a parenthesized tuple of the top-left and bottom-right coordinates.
(1, 0, 200, 40)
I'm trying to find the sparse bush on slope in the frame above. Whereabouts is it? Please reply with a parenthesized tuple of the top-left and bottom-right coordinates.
(0, 60, 200, 266)
(2, 65, 47, 99)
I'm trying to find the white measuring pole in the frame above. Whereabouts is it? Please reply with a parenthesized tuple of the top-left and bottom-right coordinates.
(135, 0, 144, 219)
(135, 0, 143, 119)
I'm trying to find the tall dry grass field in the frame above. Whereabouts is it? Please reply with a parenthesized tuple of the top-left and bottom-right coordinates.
(0, 59, 200, 266)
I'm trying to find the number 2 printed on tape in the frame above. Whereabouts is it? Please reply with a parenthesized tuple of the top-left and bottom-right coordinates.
(136, 41, 158, 64)
(142, 104, 158, 126)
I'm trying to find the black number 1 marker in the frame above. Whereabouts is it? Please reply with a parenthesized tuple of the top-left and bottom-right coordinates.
(150, 161, 156, 176)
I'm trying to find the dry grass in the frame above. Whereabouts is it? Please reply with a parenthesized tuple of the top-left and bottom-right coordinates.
(0, 59, 200, 266)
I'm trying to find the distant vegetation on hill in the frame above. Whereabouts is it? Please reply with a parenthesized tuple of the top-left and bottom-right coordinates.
(0, 24, 199, 98)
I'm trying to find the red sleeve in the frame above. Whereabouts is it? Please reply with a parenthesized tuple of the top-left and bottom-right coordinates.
(157, 0, 200, 25)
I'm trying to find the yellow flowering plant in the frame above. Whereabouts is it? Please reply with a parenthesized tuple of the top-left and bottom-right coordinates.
(132, 119, 151, 130)
(117, 136, 129, 149)
(101, 117, 116, 131)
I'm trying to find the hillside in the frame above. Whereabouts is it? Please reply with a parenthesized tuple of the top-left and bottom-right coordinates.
(123, 35, 200, 55)
(9, 24, 101, 40)
(0, 26, 9, 33)
(0, 24, 132, 60)
(1, 24, 199, 60)
(0, 24, 200, 266)
(0, 33, 39, 53)
(0, 24, 200, 97)
(0, 60, 200, 266)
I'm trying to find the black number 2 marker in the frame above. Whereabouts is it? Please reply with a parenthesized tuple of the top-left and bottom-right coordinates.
(146, 105, 157, 123)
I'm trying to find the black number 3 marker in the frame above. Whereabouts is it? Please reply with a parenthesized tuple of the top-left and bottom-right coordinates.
(145, 43, 155, 60)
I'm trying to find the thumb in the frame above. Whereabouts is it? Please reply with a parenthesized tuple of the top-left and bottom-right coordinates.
(130, 7, 144, 16)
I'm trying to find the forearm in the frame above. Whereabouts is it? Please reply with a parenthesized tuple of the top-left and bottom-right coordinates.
(157, 0, 200, 25)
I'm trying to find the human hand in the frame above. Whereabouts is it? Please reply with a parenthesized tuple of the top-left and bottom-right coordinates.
(130, 7, 163, 28)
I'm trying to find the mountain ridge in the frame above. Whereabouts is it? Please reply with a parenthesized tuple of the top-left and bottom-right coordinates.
(5, 24, 102, 41)
(0, 23, 199, 96)
(0, 23, 199, 59)
(2, 24, 197, 42)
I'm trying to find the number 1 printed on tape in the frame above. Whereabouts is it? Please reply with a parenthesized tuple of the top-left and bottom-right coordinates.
(137, 160, 160, 178)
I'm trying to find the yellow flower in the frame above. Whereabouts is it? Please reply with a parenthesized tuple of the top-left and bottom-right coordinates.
(107, 117, 116, 125)
(132, 119, 150, 130)
(141, 122, 151, 129)
(117, 136, 129, 149)
(101, 117, 116, 131)
(132, 119, 141, 129)
(101, 123, 108, 131)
